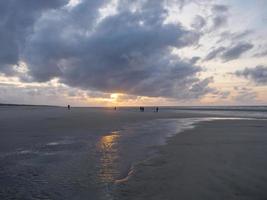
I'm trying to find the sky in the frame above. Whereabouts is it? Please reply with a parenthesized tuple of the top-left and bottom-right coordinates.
(0, 0, 266, 106)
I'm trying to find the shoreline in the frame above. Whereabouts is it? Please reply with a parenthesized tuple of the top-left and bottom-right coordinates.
(113, 117, 265, 179)
(114, 118, 267, 200)
(1, 107, 267, 199)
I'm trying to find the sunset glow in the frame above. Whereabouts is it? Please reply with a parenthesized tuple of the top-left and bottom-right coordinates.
(0, 0, 266, 106)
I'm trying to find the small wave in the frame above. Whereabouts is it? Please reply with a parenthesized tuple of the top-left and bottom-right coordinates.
(46, 140, 73, 146)
(18, 150, 33, 154)
(46, 142, 60, 146)
(115, 167, 135, 184)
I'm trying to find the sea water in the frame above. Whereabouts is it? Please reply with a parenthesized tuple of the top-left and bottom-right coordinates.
(0, 106, 266, 199)
(0, 117, 203, 199)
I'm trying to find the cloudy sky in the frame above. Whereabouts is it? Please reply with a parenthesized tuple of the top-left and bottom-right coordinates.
(0, 0, 266, 106)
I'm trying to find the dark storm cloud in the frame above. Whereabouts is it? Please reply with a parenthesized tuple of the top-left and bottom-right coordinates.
(189, 56, 201, 64)
(0, 0, 68, 72)
(221, 43, 254, 61)
(211, 4, 229, 29)
(205, 47, 226, 61)
(205, 42, 253, 62)
(0, 0, 213, 99)
(235, 65, 267, 84)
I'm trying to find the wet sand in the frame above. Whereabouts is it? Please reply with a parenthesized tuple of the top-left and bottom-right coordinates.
(0, 106, 213, 199)
(115, 119, 267, 200)
(0, 106, 213, 153)
(1, 106, 267, 199)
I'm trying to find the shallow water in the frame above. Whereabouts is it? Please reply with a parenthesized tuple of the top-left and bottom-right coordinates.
(0, 117, 258, 199)
(168, 106, 267, 118)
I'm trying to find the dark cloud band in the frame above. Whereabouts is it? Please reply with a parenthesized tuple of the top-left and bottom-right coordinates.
(235, 65, 267, 84)
(0, 0, 214, 99)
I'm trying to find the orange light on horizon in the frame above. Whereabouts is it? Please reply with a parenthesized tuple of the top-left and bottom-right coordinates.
(110, 93, 119, 100)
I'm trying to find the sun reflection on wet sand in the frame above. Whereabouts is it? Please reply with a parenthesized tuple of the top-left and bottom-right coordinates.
(97, 131, 120, 183)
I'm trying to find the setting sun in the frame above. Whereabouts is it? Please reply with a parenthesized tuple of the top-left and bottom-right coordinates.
(1, 0, 267, 199)
(110, 93, 119, 100)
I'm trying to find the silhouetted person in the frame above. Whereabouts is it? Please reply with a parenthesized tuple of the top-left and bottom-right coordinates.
(114, 107, 117, 110)
(67, 105, 70, 110)
(156, 107, 159, 112)
(140, 106, 144, 112)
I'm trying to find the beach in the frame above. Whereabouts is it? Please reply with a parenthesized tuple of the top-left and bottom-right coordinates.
(115, 119, 267, 200)
(1, 106, 267, 199)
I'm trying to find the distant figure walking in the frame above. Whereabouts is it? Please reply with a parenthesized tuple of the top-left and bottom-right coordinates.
(156, 107, 159, 112)
(114, 107, 117, 110)
(140, 106, 144, 112)
(67, 105, 71, 110)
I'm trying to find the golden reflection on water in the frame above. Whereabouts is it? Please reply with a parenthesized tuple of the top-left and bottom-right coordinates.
(97, 131, 120, 183)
